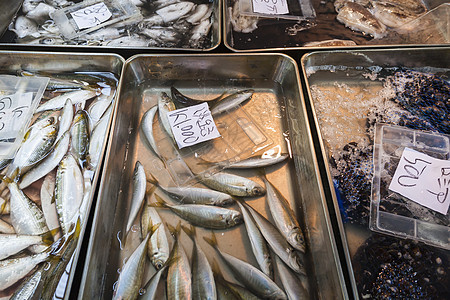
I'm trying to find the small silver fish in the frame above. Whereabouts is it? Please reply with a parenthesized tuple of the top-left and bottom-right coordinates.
(126, 161, 147, 233)
(88, 110, 109, 170)
(137, 264, 168, 300)
(210, 89, 254, 116)
(199, 172, 265, 197)
(215, 153, 289, 169)
(0, 233, 48, 260)
(70, 110, 90, 165)
(56, 99, 73, 141)
(275, 255, 309, 300)
(141, 106, 161, 159)
(9, 264, 44, 300)
(113, 233, 151, 300)
(36, 90, 97, 112)
(158, 92, 176, 140)
(40, 172, 61, 240)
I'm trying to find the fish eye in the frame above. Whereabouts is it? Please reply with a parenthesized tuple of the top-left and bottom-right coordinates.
(155, 262, 164, 269)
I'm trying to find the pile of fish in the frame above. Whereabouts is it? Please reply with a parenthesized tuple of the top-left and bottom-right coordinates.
(112, 87, 310, 299)
(334, 0, 427, 39)
(10, 0, 215, 49)
(0, 70, 118, 298)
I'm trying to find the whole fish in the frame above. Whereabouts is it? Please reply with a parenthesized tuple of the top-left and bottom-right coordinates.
(149, 175, 234, 206)
(6, 120, 58, 179)
(141, 106, 162, 159)
(88, 109, 109, 170)
(201, 153, 289, 169)
(0, 218, 14, 233)
(87, 93, 113, 130)
(113, 233, 151, 300)
(170, 86, 224, 108)
(243, 202, 306, 275)
(141, 194, 170, 270)
(275, 256, 309, 300)
(39, 172, 61, 239)
(204, 233, 287, 300)
(137, 264, 168, 300)
(126, 161, 147, 233)
(70, 110, 90, 165)
(236, 201, 273, 278)
(36, 90, 97, 112)
(166, 223, 192, 300)
(0, 251, 49, 290)
(158, 92, 176, 140)
(56, 99, 73, 141)
(262, 176, 306, 253)
(9, 265, 44, 300)
(198, 172, 265, 197)
(19, 131, 70, 189)
(0, 233, 49, 260)
(8, 182, 49, 236)
(154, 194, 242, 229)
(182, 225, 216, 300)
(55, 154, 84, 235)
(210, 89, 254, 116)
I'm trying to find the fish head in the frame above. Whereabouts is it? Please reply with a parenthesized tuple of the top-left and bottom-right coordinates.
(288, 251, 306, 275)
(288, 230, 306, 253)
(215, 197, 234, 207)
(151, 253, 168, 270)
(249, 185, 266, 197)
(226, 212, 243, 227)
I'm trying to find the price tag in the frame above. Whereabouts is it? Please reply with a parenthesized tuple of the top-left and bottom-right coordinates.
(252, 0, 289, 15)
(0, 92, 33, 142)
(167, 102, 221, 149)
(389, 147, 450, 215)
(70, 2, 112, 30)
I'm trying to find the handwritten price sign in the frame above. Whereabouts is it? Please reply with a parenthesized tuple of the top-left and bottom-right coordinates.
(252, 0, 289, 15)
(0, 92, 33, 141)
(70, 2, 112, 30)
(167, 102, 221, 149)
(389, 148, 450, 215)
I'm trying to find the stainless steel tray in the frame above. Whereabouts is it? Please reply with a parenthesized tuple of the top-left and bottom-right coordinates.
(224, 0, 449, 52)
(79, 53, 347, 299)
(0, 0, 221, 51)
(0, 51, 124, 299)
(301, 47, 450, 299)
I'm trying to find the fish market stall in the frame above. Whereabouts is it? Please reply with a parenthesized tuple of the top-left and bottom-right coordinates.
(79, 54, 348, 299)
(224, 0, 449, 51)
(301, 47, 449, 298)
(0, 51, 123, 299)
(0, 0, 221, 51)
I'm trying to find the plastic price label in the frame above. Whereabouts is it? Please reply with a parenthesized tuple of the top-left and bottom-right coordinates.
(0, 92, 33, 142)
(70, 2, 112, 30)
(389, 147, 450, 215)
(252, 0, 289, 15)
(167, 102, 221, 149)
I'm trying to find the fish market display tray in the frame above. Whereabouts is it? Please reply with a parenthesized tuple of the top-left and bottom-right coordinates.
(224, 0, 449, 51)
(301, 47, 450, 299)
(0, 0, 221, 51)
(79, 54, 347, 299)
(0, 51, 123, 299)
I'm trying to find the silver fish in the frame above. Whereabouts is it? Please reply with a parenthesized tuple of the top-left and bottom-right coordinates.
(210, 89, 254, 116)
(9, 265, 44, 300)
(70, 110, 90, 165)
(0, 251, 49, 290)
(336, 2, 386, 39)
(19, 131, 70, 189)
(137, 264, 168, 300)
(55, 153, 84, 235)
(39, 172, 61, 239)
(57, 99, 73, 141)
(236, 201, 273, 278)
(182, 225, 216, 300)
(263, 176, 306, 253)
(141, 195, 170, 270)
(8, 182, 49, 236)
(87, 93, 113, 131)
(244, 202, 306, 275)
(217, 153, 289, 169)
(158, 92, 176, 140)
(88, 110, 109, 170)
(113, 233, 150, 300)
(216, 279, 239, 300)
(155, 194, 242, 229)
(167, 224, 192, 300)
(0, 233, 47, 260)
(156, 2, 195, 23)
(102, 35, 149, 47)
(0, 218, 14, 234)
(36, 90, 97, 112)
(141, 106, 161, 159)
(199, 172, 265, 197)
(275, 256, 309, 300)
(126, 161, 147, 233)
(204, 233, 287, 300)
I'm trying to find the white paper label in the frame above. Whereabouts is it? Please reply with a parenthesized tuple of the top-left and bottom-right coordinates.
(0, 92, 33, 142)
(167, 102, 221, 149)
(389, 148, 450, 215)
(70, 2, 112, 30)
(252, 0, 289, 15)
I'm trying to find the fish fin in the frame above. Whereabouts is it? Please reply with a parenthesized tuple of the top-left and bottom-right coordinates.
(195, 156, 214, 166)
(202, 231, 217, 249)
(148, 221, 161, 236)
(181, 224, 196, 241)
(146, 172, 158, 186)
(146, 184, 157, 195)
(167, 220, 181, 238)
(41, 229, 59, 246)
(152, 193, 168, 208)
(211, 258, 224, 279)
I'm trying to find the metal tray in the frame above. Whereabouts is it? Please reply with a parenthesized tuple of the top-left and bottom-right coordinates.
(301, 47, 450, 299)
(0, 51, 123, 299)
(224, 0, 449, 52)
(0, 0, 221, 51)
(79, 54, 348, 299)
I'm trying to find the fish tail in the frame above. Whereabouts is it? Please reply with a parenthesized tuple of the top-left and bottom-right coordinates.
(181, 224, 196, 241)
(148, 221, 161, 236)
(146, 172, 158, 186)
(167, 220, 181, 238)
(256, 168, 268, 181)
(151, 194, 167, 208)
(41, 229, 58, 246)
(146, 184, 157, 195)
(203, 231, 218, 249)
